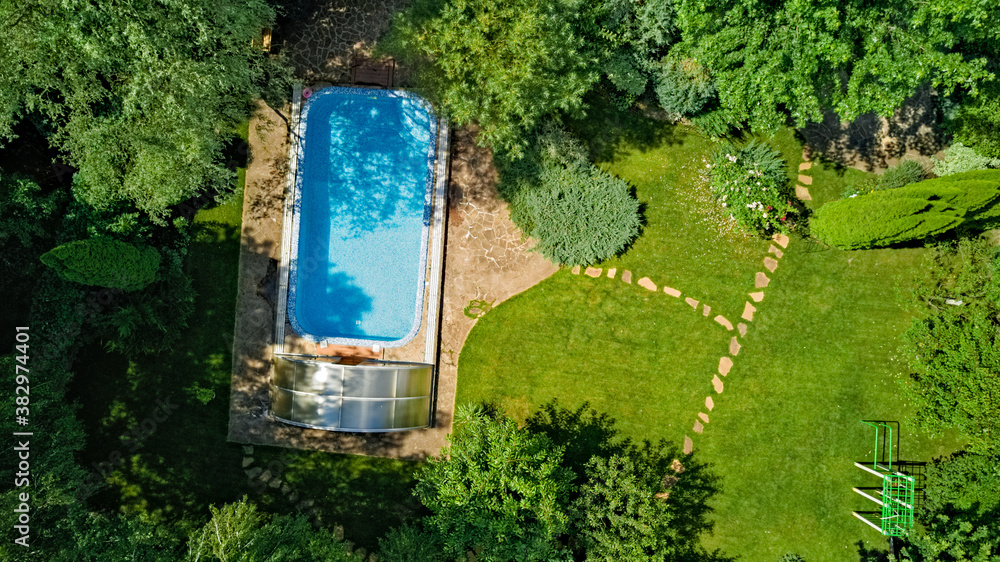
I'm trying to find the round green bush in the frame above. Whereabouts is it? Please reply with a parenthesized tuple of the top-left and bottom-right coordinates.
(524, 163, 641, 266)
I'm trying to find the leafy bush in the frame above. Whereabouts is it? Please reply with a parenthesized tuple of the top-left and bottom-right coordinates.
(708, 141, 797, 235)
(654, 57, 716, 117)
(40, 237, 161, 291)
(96, 249, 196, 356)
(902, 238, 1000, 453)
(932, 142, 1000, 177)
(843, 160, 926, 197)
(500, 125, 641, 265)
(691, 109, 738, 138)
(812, 170, 1000, 249)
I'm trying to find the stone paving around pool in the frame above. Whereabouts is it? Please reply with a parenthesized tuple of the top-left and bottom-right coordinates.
(570, 153, 812, 456)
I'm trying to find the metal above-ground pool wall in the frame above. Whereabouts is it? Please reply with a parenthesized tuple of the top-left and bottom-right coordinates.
(269, 355, 433, 432)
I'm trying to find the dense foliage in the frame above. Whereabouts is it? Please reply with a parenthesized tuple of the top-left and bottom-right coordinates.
(498, 125, 641, 265)
(41, 237, 162, 292)
(708, 141, 797, 235)
(844, 160, 927, 198)
(811, 171, 1000, 249)
(381, 0, 596, 157)
(672, 0, 998, 132)
(899, 451, 1000, 561)
(400, 403, 725, 561)
(0, 0, 288, 222)
(933, 143, 1000, 177)
(902, 238, 1000, 454)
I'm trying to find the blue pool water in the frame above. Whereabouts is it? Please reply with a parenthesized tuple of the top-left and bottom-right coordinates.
(288, 87, 436, 346)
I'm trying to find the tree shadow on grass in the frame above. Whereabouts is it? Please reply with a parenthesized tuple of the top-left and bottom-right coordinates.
(567, 89, 687, 165)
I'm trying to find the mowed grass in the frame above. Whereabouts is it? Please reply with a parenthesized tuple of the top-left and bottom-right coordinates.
(457, 271, 725, 443)
(457, 103, 962, 561)
(69, 120, 419, 551)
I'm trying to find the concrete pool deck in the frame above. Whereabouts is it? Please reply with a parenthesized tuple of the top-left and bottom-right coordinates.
(227, 94, 555, 459)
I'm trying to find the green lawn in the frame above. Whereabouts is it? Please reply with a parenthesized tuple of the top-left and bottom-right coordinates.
(456, 103, 962, 561)
(69, 121, 419, 551)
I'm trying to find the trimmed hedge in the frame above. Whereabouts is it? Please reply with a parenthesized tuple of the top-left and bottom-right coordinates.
(40, 237, 161, 291)
(811, 170, 1000, 249)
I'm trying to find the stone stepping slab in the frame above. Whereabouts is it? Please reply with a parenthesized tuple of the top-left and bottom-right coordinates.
(742, 302, 756, 321)
(773, 233, 789, 248)
(622, 270, 632, 284)
(796, 185, 812, 201)
(718, 356, 733, 376)
(693, 420, 704, 434)
(755, 272, 770, 288)
(712, 375, 724, 393)
(764, 257, 779, 272)
(738, 323, 748, 337)
(729, 337, 741, 356)
(714, 315, 733, 330)
(698, 412, 710, 423)
(638, 277, 657, 291)
(571, 265, 580, 274)
(684, 436, 693, 454)
(686, 297, 699, 308)
(585, 267, 602, 277)
(607, 268, 616, 279)
(768, 245, 783, 259)
(663, 286, 681, 297)
(702, 304, 711, 317)
(798, 174, 813, 185)
(705, 396, 714, 411)
(798, 161, 813, 171)
(749, 291, 764, 302)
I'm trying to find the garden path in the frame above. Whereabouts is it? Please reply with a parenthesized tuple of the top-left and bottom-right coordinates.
(570, 154, 814, 455)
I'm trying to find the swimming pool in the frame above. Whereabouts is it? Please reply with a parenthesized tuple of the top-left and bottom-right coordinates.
(287, 87, 437, 347)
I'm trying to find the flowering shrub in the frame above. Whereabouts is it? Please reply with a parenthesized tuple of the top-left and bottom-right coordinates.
(708, 141, 796, 235)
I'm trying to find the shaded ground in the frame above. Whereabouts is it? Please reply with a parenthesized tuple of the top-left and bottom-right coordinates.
(276, 0, 411, 83)
(228, 100, 555, 458)
(800, 88, 946, 173)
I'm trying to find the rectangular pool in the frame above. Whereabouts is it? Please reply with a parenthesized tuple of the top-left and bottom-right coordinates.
(287, 87, 437, 347)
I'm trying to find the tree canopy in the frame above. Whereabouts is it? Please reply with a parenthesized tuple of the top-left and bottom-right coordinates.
(0, 0, 288, 222)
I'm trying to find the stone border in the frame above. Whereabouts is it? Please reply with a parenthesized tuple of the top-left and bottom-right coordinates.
(286, 86, 439, 348)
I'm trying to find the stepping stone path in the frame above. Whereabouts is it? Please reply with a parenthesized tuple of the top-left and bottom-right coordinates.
(571, 265, 580, 275)
(718, 357, 733, 376)
(564, 147, 814, 454)
(796, 185, 813, 201)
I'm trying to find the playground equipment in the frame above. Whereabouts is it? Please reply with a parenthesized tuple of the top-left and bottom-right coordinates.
(852, 421, 916, 537)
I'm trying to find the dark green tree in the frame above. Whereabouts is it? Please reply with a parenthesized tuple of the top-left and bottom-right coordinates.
(0, 0, 289, 222)
(415, 404, 575, 561)
(672, 0, 996, 132)
(381, 0, 597, 157)
(41, 238, 161, 292)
